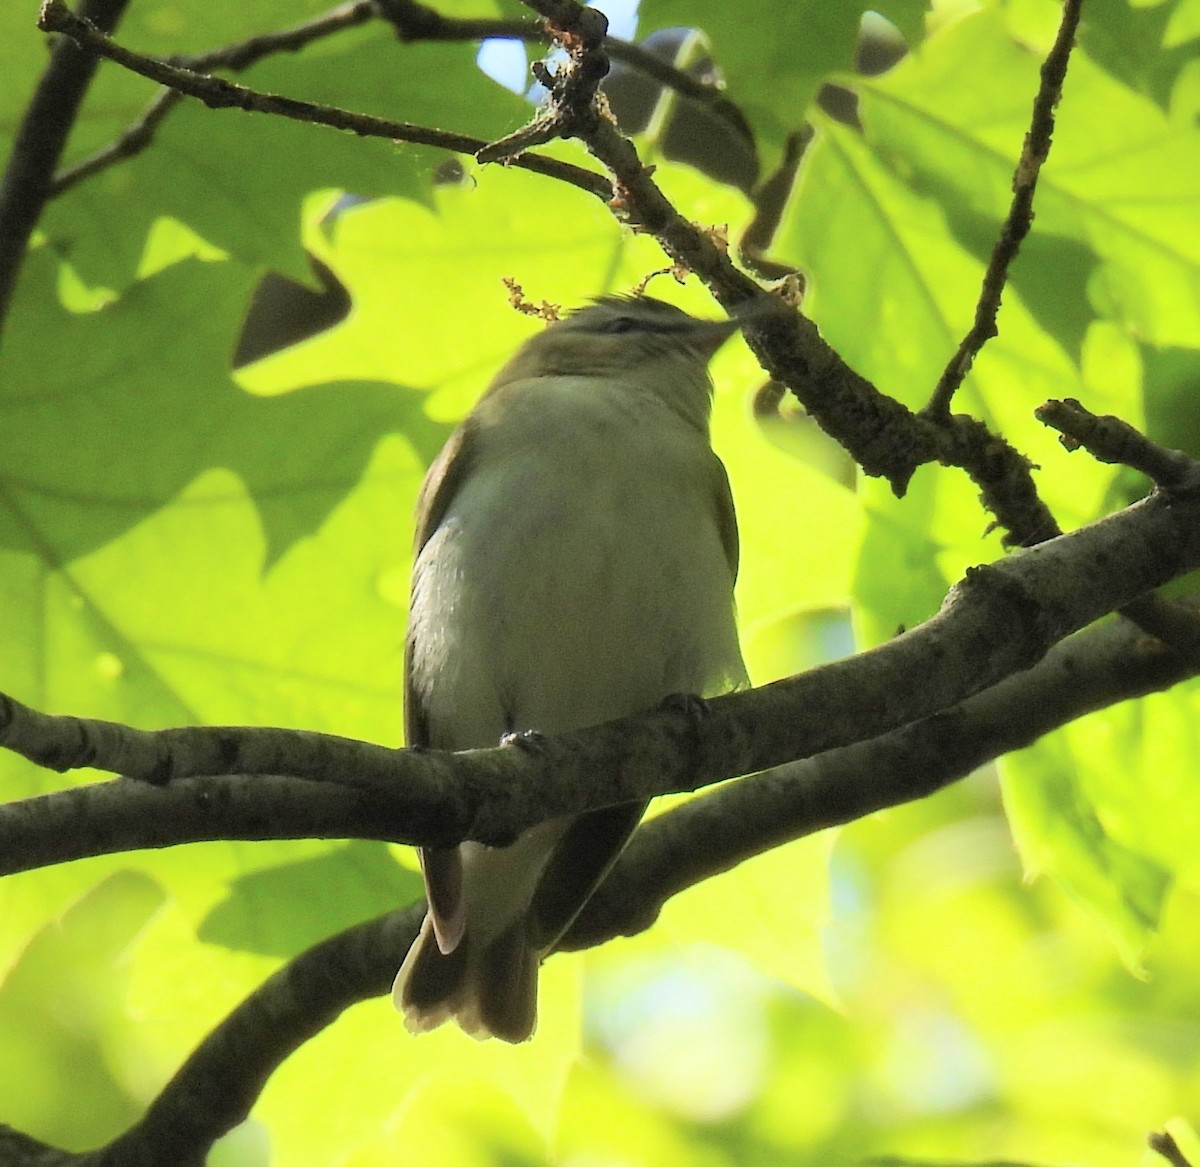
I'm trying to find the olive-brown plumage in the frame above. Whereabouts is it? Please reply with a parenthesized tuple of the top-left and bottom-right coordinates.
(393, 296, 746, 1041)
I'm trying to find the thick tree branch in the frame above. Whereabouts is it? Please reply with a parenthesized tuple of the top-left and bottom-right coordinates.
(99, 908, 421, 1167)
(4, 473, 1200, 875)
(0, 772, 418, 876)
(9, 605, 1198, 1166)
(566, 609, 1200, 946)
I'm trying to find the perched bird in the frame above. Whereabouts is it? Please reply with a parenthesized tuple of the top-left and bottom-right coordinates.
(393, 295, 747, 1042)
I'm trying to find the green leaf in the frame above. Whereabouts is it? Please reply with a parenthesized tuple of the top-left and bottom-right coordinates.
(710, 344, 864, 674)
(1142, 343, 1200, 456)
(254, 979, 581, 1166)
(859, 9, 1200, 347)
(1000, 727, 1173, 970)
(344, 1075, 548, 1167)
(0, 870, 165, 1148)
(657, 834, 838, 1003)
(2, 249, 437, 567)
(1077, 0, 1197, 106)
(37, 23, 529, 287)
(638, 0, 927, 151)
(199, 842, 423, 958)
(0, 250, 430, 814)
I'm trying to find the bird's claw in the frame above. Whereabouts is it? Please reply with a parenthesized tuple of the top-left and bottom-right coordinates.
(500, 728, 548, 753)
(659, 692, 711, 725)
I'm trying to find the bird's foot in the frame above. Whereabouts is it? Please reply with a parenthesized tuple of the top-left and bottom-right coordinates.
(500, 728, 548, 753)
(659, 692, 712, 726)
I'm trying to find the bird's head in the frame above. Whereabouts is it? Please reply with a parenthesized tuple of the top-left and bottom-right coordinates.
(495, 295, 738, 381)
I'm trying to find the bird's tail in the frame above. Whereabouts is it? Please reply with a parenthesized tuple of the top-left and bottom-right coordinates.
(392, 913, 539, 1043)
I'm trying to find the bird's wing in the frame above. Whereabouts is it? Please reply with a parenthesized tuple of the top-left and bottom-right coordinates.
(709, 450, 740, 585)
(527, 801, 648, 953)
(405, 418, 480, 954)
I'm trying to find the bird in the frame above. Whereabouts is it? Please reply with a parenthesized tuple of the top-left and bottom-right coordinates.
(392, 294, 748, 1042)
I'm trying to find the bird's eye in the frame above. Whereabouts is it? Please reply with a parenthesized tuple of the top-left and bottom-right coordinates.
(601, 316, 637, 334)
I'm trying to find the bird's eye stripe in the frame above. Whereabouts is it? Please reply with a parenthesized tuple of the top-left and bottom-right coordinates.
(602, 317, 636, 334)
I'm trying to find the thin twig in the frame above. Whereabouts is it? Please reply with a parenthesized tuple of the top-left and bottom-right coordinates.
(475, 2, 611, 163)
(36, 0, 612, 201)
(1150, 1132, 1196, 1167)
(1037, 398, 1200, 492)
(179, 0, 377, 71)
(50, 0, 731, 198)
(924, 0, 1085, 417)
(490, 0, 1065, 550)
(1036, 397, 1200, 652)
(50, 87, 182, 197)
(52, 0, 377, 196)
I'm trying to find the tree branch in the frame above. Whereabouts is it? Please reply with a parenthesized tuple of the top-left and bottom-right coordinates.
(38, 0, 1067, 550)
(1150, 1131, 1196, 1167)
(35, 0, 612, 202)
(51, 0, 379, 196)
(0, 0, 129, 346)
(5, 470, 1200, 875)
(0, 772, 420, 876)
(47, 0, 727, 202)
(8, 603, 1198, 1165)
(98, 908, 421, 1167)
(491, 0, 1062, 549)
(1038, 398, 1200, 491)
(566, 608, 1200, 946)
(925, 0, 1085, 417)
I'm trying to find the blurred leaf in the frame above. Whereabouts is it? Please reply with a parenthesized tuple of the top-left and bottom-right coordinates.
(637, 0, 928, 151)
(1165, 0, 1200, 45)
(744, 606, 855, 689)
(255, 977, 581, 1165)
(0, 871, 164, 1149)
(346, 1075, 547, 1167)
(1077, 0, 1198, 106)
(1015, 683, 1200, 891)
(1, 248, 437, 567)
(558, 1059, 719, 1167)
(1000, 729, 1172, 970)
(659, 835, 838, 1004)
(710, 344, 864, 669)
(199, 842, 423, 957)
(1142, 344, 1200, 456)
(858, 9, 1200, 347)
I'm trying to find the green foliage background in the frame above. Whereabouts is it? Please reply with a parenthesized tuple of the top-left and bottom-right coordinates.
(2, 0, 1200, 1162)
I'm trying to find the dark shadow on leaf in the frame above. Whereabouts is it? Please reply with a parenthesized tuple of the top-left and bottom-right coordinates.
(0, 252, 451, 568)
(199, 841, 424, 958)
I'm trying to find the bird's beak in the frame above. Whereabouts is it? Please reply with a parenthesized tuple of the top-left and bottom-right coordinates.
(682, 318, 741, 361)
